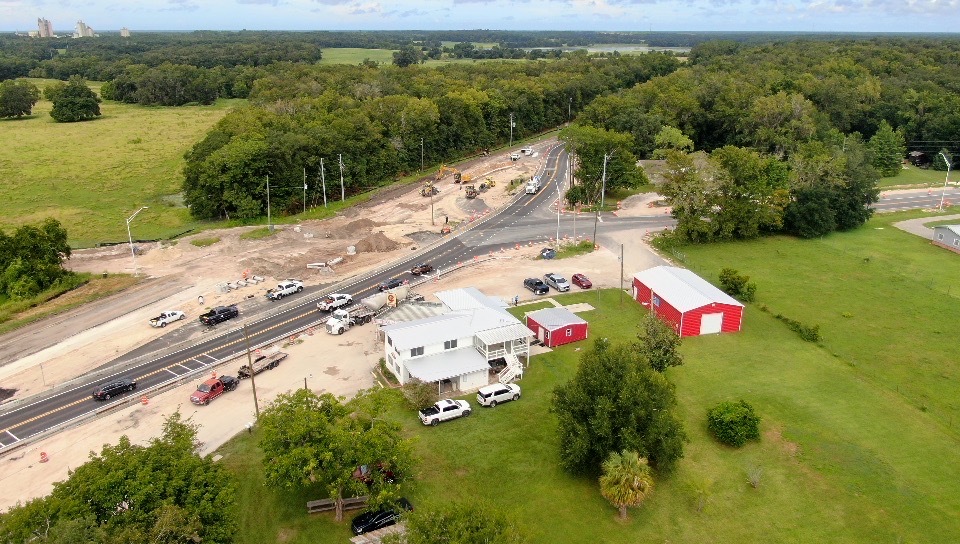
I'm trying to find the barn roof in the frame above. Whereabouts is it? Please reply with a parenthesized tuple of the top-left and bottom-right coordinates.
(526, 307, 587, 329)
(933, 224, 960, 236)
(634, 266, 744, 313)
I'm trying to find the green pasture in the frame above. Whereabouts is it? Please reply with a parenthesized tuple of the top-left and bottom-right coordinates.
(220, 210, 960, 542)
(0, 86, 238, 247)
(318, 48, 395, 65)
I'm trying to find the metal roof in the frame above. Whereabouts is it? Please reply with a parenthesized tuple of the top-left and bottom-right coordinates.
(633, 266, 744, 313)
(376, 302, 448, 326)
(933, 224, 960, 236)
(526, 307, 587, 329)
(435, 287, 509, 312)
(382, 307, 522, 351)
(405, 349, 490, 382)
(475, 323, 534, 345)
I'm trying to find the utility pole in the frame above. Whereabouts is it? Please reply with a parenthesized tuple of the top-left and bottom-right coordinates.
(509, 112, 514, 148)
(568, 97, 572, 122)
(420, 137, 424, 172)
(556, 180, 562, 244)
(338, 154, 345, 201)
(592, 153, 609, 246)
(125, 206, 148, 277)
(266, 175, 272, 231)
(302, 168, 307, 214)
(938, 151, 951, 212)
(242, 323, 260, 419)
(319, 159, 327, 208)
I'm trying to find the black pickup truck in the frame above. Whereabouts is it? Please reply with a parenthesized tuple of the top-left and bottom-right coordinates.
(199, 305, 239, 326)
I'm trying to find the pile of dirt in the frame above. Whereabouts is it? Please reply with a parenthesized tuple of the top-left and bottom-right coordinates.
(355, 232, 403, 253)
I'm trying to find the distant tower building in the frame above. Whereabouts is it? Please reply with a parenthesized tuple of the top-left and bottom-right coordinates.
(74, 20, 94, 38)
(37, 18, 54, 38)
(120, 27, 131, 38)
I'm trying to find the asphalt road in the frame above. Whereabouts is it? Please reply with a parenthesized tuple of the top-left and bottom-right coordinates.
(876, 187, 960, 212)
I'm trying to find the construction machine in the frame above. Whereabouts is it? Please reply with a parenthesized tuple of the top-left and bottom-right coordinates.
(436, 165, 459, 182)
(479, 177, 496, 191)
(464, 184, 479, 199)
(421, 180, 438, 197)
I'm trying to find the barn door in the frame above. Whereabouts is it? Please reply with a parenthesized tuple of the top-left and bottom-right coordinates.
(700, 313, 723, 335)
(538, 327, 546, 343)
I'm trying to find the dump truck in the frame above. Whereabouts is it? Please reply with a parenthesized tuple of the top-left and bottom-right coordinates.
(237, 351, 288, 379)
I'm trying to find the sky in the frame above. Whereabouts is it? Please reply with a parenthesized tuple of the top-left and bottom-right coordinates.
(3, 0, 959, 33)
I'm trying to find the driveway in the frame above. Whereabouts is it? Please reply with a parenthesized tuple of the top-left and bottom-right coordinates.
(893, 214, 960, 238)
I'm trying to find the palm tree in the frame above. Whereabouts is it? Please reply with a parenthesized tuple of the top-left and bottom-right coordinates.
(599, 450, 654, 519)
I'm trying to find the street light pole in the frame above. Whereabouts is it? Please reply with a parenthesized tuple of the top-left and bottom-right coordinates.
(266, 175, 272, 231)
(509, 112, 514, 148)
(556, 180, 562, 244)
(938, 152, 952, 212)
(592, 153, 610, 246)
(420, 137, 424, 172)
(125, 206, 148, 277)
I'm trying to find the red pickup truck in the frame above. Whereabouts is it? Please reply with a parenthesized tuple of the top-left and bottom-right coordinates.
(190, 375, 239, 405)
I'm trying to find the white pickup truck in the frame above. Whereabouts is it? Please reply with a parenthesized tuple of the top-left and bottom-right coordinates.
(149, 310, 185, 328)
(418, 399, 471, 426)
(316, 293, 353, 312)
(265, 279, 303, 301)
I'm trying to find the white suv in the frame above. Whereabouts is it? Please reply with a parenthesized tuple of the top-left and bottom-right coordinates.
(476, 383, 521, 407)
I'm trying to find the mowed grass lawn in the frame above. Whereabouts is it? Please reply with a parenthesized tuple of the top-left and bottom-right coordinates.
(318, 48, 395, 65)
(218, 209, 960, 543)
(0, 84, 238, 247)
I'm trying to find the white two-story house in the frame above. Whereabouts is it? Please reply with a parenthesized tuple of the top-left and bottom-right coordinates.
(381, 287, 533, 392)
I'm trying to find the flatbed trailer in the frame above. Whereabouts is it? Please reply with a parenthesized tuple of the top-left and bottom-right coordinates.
(237, 351, 288, 379)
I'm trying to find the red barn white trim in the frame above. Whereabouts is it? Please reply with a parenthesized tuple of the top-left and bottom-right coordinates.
(632, 266, 744, 337)
(525, 307, 588, 348)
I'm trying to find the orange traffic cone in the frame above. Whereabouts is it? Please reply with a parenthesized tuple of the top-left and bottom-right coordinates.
(140, 395, 149, 405)
(39, 451, 49, 463)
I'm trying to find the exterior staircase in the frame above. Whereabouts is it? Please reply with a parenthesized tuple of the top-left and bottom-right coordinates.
(498, 353, 523, 384)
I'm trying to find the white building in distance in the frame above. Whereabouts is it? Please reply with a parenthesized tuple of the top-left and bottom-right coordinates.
(73, 21, 95, 38)
(37, 18, 54, 38)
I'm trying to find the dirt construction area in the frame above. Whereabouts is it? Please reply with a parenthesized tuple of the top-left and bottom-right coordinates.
(0, 138, 670, 510)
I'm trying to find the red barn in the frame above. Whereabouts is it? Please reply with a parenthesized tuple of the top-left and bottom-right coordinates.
(525, 307, 588, 348)
(632, 266, 744, 338)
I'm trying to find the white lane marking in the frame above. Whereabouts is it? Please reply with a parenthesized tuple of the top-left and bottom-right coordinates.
(5, 430, 18, 441)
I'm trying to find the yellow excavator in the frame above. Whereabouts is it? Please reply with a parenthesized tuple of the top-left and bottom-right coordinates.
(436, 165, 472, 184)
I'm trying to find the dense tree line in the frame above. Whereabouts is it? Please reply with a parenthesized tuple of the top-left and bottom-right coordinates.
(182, 54, 680, 220)
(0, 414, 237, 543)
(0, 218, 73, 299)
(573, 38, 959, 242)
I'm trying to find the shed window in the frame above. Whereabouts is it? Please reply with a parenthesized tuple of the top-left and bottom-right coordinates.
(652, 294, 661, 307)
(410, 346, 424, 357)
(954, 239, 959, 247)
(566, 328, 573, 337)
(937, 232, 944, 240)
(444, 339, 458, 350)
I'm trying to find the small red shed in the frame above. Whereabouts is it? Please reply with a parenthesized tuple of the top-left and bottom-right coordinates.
(525, 307, 588, 348)
(632, 266, 744, 338)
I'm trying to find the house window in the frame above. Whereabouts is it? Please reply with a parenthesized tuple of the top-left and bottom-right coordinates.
(954, 239, 959, 247)
(652, 294, 660, 307)
(410, 346, 424, 357)
(387, 337, 393, 346)
(444, 339, 458, 350)
(566, 328, 573, 337)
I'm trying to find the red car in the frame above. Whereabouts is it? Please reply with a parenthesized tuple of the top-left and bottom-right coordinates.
(571, 273, 593, 289)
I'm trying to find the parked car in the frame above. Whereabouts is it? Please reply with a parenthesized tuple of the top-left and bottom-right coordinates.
(378, 278, 404, 291)
(199, 305, 239, 326)
(92, 377, 137, 401)
(419, 399, 471, 426)
(543, 273, 570, 292)
(524, 277, 549, 295)
(351, 498, 413, 535)
(571, 273, 593, 289)
(476, 383, 521, 407)
(540, 247, 556, 260)
(410, 263, 434, 275)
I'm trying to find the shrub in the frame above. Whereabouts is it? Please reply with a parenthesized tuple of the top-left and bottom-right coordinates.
(400, 378, 437, 410)
(718, 268, 756, 302)
(190, 237, 220, 247)
(707, 400, 760, 448)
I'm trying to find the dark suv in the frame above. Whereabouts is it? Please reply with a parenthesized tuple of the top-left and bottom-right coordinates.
(92, 377, 137, 401)
(378, 278, 404, 291)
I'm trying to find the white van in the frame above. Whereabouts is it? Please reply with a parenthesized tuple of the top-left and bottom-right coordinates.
(476, 383, 521, 407)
